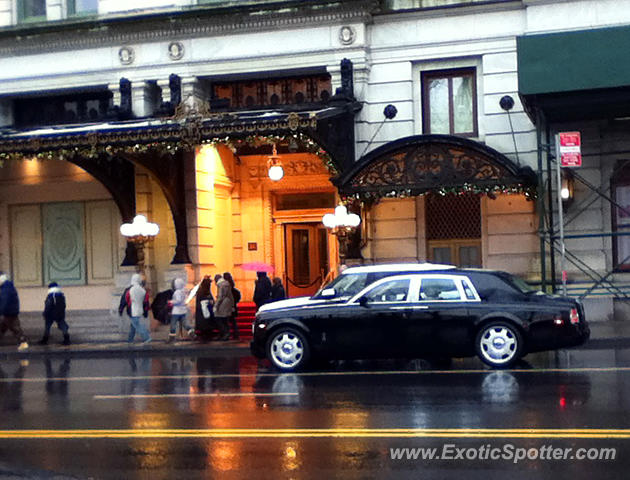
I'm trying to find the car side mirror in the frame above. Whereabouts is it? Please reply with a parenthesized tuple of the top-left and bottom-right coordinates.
(320, 288, 336, 298)
(358, 296, 369, 308)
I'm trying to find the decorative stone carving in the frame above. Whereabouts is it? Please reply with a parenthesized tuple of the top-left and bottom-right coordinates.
(118, 46, 134, 65)
(167, 41, 184, 61)
(339, 25, 356, 45)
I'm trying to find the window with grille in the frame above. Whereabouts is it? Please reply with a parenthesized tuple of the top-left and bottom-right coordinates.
(426, 193, 481, 267)
(422, 68, 477, 137)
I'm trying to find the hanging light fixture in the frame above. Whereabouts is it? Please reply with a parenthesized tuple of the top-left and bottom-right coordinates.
(267, 144, 284, 181)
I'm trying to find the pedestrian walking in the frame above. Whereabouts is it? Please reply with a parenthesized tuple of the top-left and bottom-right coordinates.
(271, 277, 286, 302)
(253, 271, 272, 311)
(214, 274, 233, 341)
(39, 282, 70, 345)
(223, 272, 241, 340)
(168, 278, 195, 343)
(0, 272, 28, 351)
(195, 276, 215, 340)
(125, 273, 151, 344)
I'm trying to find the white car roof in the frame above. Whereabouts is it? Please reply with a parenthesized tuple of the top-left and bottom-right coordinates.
(340, 263, 455, 274)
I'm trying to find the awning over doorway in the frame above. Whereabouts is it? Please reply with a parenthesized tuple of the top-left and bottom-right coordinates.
(0, 102, 360, 172)
(517, 25, 630, 123)
(334, 135, 536, 202)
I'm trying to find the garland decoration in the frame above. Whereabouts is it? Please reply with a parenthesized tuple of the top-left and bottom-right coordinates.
(0, 133, 338, 175)
(340, 182, 536, 204)
(0, 142, 182, 165)
(204, 133, 338, 175)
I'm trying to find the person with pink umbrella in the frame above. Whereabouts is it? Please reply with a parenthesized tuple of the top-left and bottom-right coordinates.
(253, 271, 273, 311)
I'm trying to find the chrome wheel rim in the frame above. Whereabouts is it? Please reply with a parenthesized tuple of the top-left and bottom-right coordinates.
(270, 332, 304, 369)
(479, 326, 518, 365)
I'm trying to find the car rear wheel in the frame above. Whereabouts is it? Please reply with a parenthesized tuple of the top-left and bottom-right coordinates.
(266, 327, 310, 372)
(475, 321, 523, 368)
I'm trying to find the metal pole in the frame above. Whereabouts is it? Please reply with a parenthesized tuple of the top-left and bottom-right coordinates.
(555, 135, 567, 295)
(536, 111, 547, 291)
(546, 123, 556, 292)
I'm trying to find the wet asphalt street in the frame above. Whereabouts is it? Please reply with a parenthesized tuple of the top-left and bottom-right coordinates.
(0, 343, 629, 479)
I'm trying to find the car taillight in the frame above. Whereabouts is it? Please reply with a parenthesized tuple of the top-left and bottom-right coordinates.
(570, 308, 579, 324)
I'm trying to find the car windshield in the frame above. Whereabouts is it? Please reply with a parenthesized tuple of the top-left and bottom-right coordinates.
(312, 272, 369, 299)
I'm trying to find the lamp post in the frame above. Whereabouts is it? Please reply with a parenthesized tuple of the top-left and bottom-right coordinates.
(322, 205, 361, 265)
(120, 214, 160, 272)
(267, 143, 284, 181)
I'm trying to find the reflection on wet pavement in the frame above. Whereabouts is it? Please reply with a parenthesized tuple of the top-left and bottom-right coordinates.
(0, 346, 627, 477)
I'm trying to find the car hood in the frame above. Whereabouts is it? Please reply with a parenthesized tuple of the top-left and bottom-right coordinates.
(258, 297, 348, 313)
(258, 296, 328, 312)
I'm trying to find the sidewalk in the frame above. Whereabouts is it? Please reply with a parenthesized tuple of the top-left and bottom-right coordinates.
(0, 311, 252, 359)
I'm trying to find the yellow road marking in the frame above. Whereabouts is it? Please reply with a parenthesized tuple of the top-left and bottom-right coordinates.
(0, 428, 629, 439)
(93, 392, 297, 399)
(3, 366, 630, 384)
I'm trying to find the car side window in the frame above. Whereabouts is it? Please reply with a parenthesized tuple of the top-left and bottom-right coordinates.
(461, 279, 477, 300)
(419, 278, 462, 301)
(363, 279, 410, 303)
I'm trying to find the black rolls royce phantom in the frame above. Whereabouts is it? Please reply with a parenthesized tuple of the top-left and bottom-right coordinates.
(250, 264, 590, 371)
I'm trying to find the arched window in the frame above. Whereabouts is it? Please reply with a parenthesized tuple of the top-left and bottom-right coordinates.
(611, 161, 630, 270)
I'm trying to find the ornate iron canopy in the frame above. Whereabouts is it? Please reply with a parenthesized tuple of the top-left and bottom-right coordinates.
(335, 135, 537, 201)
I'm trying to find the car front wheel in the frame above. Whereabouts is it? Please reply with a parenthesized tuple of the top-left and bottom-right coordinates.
(475, 321, 523, 368)
(266, 327, 310, 372)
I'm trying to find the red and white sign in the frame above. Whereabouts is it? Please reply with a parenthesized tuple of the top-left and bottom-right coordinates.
(559, 131, 582, 167)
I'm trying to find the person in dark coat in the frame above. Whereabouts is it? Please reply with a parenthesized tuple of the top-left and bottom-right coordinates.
(151, 286, 174, 326)
(271, 277, 286, 302)
(0, 272, 28, 350)
(253, 271, 272, 311)
(39, 282, 69, 345)
(194, 276, 215, 340)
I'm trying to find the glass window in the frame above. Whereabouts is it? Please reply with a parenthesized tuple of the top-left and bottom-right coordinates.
(462, 279, 477, 300)
(291, 229, 310, 285)
(68, 0, 98, 15)
(18, 0, 46, 23)
(363, 279, 410, 303)
(276, 192, 335, 211)
(422, 68, 477, 136)
(420, 278, 462, 301)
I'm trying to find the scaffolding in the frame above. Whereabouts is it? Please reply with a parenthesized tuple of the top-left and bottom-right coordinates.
(535, 115, 630, 302)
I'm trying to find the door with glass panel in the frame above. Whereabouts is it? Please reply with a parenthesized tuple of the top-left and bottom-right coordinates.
(285, 224, 329, 298)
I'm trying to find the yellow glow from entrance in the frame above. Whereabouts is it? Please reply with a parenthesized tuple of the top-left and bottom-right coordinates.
(21, 158, 41, 183)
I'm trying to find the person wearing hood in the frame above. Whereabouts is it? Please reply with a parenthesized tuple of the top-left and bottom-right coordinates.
(0, 272, 28, 351)
(213, 274, 233, 341)
(125, 273, 151, 344)
(168, 277, 194, 342)
(39, 282, 69, 345)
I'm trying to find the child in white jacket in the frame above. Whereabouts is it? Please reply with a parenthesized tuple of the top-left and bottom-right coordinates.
(168, 278, 195, 342)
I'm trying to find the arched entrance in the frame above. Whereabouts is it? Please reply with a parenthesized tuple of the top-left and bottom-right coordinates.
(336, 134, 536, 199)
(203, 138, 340, 300)
(335, 135, 537, 270)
